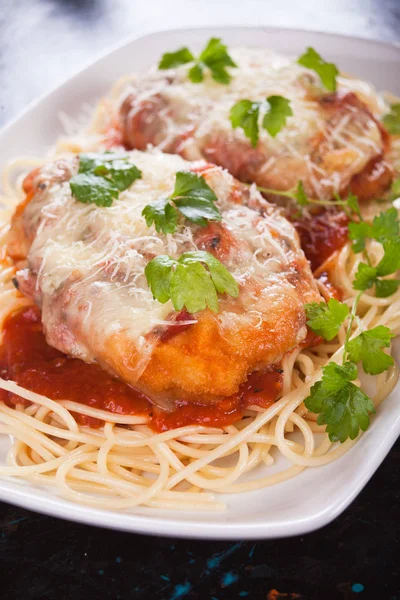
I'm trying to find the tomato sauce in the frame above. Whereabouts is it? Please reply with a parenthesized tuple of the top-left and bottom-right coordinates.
(315, 270, 343, 301)
(0, 306, 283, 431)
(292, 209, 349, 271)
(153, 369, 283, 432)
(0, 306, 151, 427)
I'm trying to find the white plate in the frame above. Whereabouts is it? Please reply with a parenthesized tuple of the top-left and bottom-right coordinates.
(0, 26, 399, 539)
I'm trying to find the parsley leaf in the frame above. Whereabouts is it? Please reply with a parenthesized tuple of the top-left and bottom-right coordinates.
(262, 96, 293, 138)
(171, 261, 219, 313)
(142, 171, 221, 234)
(376, 238, 400, 276)
(145, 251, 239, 313)
(93, 159, 142, 192)
(188, 63, 203, 83)
(230, 100, 260, 147)
(349, 207, 399, 253)
(353, 253, 400, 294)
(353, 263, 379, 291)
(178, 251, 239, 297)
(305, 361, 375, 443)
(293, 180, 309, 206)
(159, 38, 237, 85)
(70, 173, 119, 207)
(350, 208, 400, 295)
(348, 221, 371, 253)
(144, 255, 175, 304)
(346, 326, 395, 375)
(305, 298, 349, 341)
(383, 103, 400, 135)
(297, 47, 338, 92)
(142, 199, 179, 234)
(170, 172, 221, 226)
(375, 279, 400, 298)
(197, 37, 237, 84)
(369, 208, 399, 242)
(70, 153, 142, 207)
(158, 47, 194, 69)
(346, 192, 362, 218)
(230, 96, 292, 147)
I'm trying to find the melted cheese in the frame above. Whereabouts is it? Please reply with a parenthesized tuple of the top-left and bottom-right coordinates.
(114, 48, 388, 199)
(15, 150, 320, 384)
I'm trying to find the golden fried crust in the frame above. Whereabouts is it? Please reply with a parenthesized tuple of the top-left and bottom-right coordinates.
(139, 306, 304, 400)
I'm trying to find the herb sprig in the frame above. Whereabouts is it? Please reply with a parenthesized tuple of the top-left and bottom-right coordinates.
(297, 174, 400, 442)
(159, 38, 237, 84)
(383, 103, 400, 135)
(142, 171, 221, 235)
(254, 180, 358, 216)
(145, 251, 239, 314)
(304, 293, 394, 442)
(254, 179, 400, 300)
(70, 153, 142, 207)
(349, 205, 400, 298)
(230, 96, 293, 147)
(297, 47, 339, 92)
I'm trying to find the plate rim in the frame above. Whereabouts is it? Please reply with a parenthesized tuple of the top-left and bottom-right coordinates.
(0, 24, 399, 539)
(1, 23, 400, 138)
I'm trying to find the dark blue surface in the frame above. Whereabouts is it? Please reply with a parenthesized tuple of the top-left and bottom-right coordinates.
(0, 441, 399, 599)
(1, 1, 400, 598)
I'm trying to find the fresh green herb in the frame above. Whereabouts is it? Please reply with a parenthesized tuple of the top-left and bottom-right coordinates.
(142, 199, 179, 235)
(70, 174, 119, 207)
(230, 95, 292, 147)
(346, 326, 394, 375)
(305, 284, 395, 442)
(348, 221, 374, 253)
(299, 163, 398, 443)
(158, 37, 237, 84)
(142, 171, 221, 234)
(304, 361, 375, 443)
(70, 153, 142, 207)
(348, 207, 399, 252)
(262, 96, 293, 138)
(230, 100, 260, 147)
(348, 192, 362, 216)
(254, 182, 358, 216)
(353, 237, 400, 297)
(297, 47, 339, 92)
(376, 238, 400, 275)
(170, 172, 221, 225)
(145, 251, 239, 314)
(293, 180, 309, 207)
(346, 198, 400, 297)
(158, 47, 194, 70)
(375, 279, 400, 298)
(353, 263, 380, 292)
(305, 298, 349, 341)
(382, 103, 400, 135)
(390, 177, 400, 199)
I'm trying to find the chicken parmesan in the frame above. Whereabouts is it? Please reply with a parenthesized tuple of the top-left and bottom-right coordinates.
(0, 38, 399, 514)
(111, 47, 393, 202)
(6, 150, 321, 406)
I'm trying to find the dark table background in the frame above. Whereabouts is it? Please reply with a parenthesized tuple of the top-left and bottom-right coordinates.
(1, 1, 400, 598)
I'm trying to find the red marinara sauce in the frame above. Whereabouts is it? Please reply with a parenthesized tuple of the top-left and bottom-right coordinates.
(291, 209, 349, 271)
(0, 306, 283, 431)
